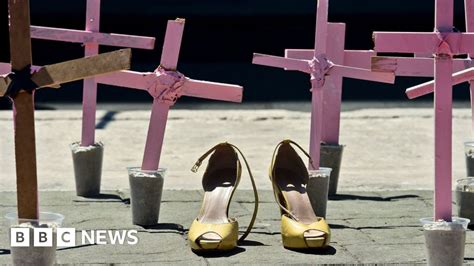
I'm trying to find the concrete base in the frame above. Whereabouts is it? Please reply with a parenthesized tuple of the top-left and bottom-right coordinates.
(307, 168, 330, 218)
(320, 144, 344, 196)
(455, 190, 474, 225)
(10, 224, 57, 266)
(423, 222, 466, 266)
(128, 169, 165, 226)
(70, 142, 104, 197)
(466, 155, 474, 177)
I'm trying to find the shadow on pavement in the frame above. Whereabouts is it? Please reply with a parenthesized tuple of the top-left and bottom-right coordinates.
(95, 111, 119, 130)
(0, 249, 10, 255)
(142, 223, 185, 233)
(239, 239, 267, 247)
(73, 193, 130, 204)
(193, 247, 246, 258)
(329, 223, 419, 230)
(286, 245, 337, 255)
(329, 194, 419, 201)
(58, 243, 96, 251)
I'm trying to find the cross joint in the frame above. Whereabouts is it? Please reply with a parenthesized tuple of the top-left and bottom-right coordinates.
(148, 66, 187, 106)
(309, 54, 334, 89)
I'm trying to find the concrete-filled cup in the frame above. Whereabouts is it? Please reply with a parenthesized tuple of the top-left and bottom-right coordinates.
(464, 142, 474, 177)
(420, 217, 470, 266)
(128, 167, 166, 226)
(320, 144, 344, 196)
(70, 142, 104, 197)
(455, 177, 474, 225)
(5, 212, 64, 266)
(306, 167, 332, 218)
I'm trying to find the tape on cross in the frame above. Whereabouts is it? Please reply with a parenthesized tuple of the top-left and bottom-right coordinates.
(148, 66, 186, 106)
(5, 65, 38, 98)
(309, 54, 334, 89)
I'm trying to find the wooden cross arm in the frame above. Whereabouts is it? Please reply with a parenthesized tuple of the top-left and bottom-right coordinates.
(183, 79, 243, 103)
(253, 53, 309, 72)
(405, 67, 474, 99)
(331, 65, 395, 84)
(253, 53, 394, 83)
(0, 63, 15, 73)
(95, 70, 155, 90)
(95, 70, 243, 103)
(371, 56, 471, 76)
(0, 49, 131, 96)
(285, 49, 375, 69)
(373, 32, 474, 54)
(31, 26, 155, 49)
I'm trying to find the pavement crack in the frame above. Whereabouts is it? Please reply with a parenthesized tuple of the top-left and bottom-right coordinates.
(338, 244, 362, 263)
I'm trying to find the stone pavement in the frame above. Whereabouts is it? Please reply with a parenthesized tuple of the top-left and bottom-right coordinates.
(0, 190, 473, 264)
(1, 102, 474, 192)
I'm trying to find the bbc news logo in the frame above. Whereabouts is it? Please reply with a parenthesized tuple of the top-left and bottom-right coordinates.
(11, 228, 139, 247)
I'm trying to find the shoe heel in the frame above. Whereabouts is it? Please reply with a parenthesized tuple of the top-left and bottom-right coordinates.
(304, 237, 326, 248)
(198, 239, 222, 250)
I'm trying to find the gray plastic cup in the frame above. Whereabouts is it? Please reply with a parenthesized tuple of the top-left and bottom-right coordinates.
(306, 167, 332, 218)
(320, 144, 344, 196)
(464, 142, 474, 177)
(128, 167, 166, 226)
(5, 212, 64, 266)
(70, 142, 104, 197)
(420, 217, 470, 266)
(455, 178, 474, 225)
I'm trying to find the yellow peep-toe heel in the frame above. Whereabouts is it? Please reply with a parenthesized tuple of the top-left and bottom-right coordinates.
(188, 142, 258, 252)
(270, 140, 331, 250)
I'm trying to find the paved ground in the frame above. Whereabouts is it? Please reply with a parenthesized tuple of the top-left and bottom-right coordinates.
(0, 190, 473, 264)
(1, 102, 474, 191)
(1, 102, 474, 264)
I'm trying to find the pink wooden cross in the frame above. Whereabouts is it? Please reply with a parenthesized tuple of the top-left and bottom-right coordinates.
(0, 19, 242, 171)
(252, 0, 394, 169)
(372, 0, 474, 221)
(285, 25, 377, 146)
(372, 0, 474, 132)
(94, 19, 243, 171)
(29, 0, 156, 146)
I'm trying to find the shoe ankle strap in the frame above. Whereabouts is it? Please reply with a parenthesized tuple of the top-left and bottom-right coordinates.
(191, 143, 224, 173)
(191, 142, 259, 243)
(270, 139, 316, 171)
(269, 140, 315, 222)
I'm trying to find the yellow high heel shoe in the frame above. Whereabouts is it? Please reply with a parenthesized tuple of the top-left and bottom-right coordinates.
(270, 140, 331, 250)
(188, 142, 259, 252)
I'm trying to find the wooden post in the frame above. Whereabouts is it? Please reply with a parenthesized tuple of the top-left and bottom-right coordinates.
(3, 0, 132, 220)
(321, 23, 345, 145)
(253, 0, 394, 170)
(9, 0, 38, 220)
(29, 0, 155, 147)
(285, 48, 377, 146)
(466, 0, 474, 133)
(434, 0, 454, 223)
(371, 0, 474, 221)
(81, 0, 101, 147)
